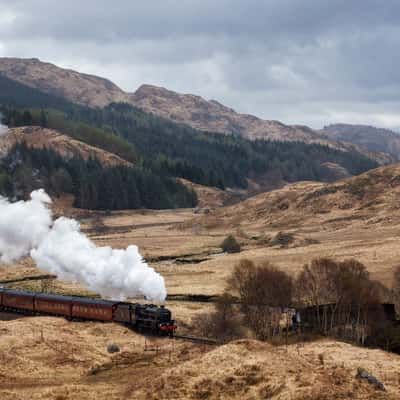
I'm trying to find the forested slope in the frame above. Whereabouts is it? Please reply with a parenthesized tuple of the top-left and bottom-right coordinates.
(0, 142, 197, 210)
(0, 74, 380, 210)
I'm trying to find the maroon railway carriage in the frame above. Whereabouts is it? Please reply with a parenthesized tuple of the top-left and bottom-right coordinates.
(34, 293, 73, 317)
(70, 297, 117, 321)
(1, 289, 35, 313)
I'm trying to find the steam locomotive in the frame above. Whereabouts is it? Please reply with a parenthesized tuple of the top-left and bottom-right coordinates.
(0, 288, 177, 335)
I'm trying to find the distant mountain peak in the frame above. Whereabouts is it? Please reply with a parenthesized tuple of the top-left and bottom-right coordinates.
(131, 82, 340, 144)
(321, 124, 400, 161)
(0, 57, 128, 108)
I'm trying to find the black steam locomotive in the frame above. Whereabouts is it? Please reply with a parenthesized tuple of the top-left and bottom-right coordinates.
(0, 288, 176, 335)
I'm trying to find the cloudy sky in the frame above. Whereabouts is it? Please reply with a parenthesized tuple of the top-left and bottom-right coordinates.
(0, 0, 399, 129)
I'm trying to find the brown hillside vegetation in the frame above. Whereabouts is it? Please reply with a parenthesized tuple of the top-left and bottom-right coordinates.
(0, 126, 132, 167)
(0, 316, 399, 399)
(167, 163, 400, 293)
(197, 163, 400, 231)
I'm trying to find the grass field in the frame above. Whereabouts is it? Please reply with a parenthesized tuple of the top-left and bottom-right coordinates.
(2, 165, 400, 398)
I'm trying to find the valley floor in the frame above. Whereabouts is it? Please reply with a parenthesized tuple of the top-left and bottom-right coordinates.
(1, 185, 400, 398)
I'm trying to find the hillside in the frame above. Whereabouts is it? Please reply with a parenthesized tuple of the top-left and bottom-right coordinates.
(0, 130, 197, 211)
(160, 162, 400, 292)
(0, 127, 231, 208)
(322, 123, 400, 161)
(194, 163, 400, 231)
(130, 84, 390, 164)
(0, 57, 129, 107)
(0, 57, 393, 165)
(0, 126, 132, 167)
(2, 104, 379, 194)
(0, 316, 398, 399)
(130, 85, 394, 164)
(131, 84, 331, 142)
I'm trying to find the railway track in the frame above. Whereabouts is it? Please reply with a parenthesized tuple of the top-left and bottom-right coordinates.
(0, 274, 56, 285)
(173, 334, 221, 346)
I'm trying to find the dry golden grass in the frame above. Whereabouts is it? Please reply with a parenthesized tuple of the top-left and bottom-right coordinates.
(2, 163, 400, 398)
(143, 338, 400, 399)
(3, 164, 400, 295)
(0, 316, 399, 399)
(0, 315, 208, 400)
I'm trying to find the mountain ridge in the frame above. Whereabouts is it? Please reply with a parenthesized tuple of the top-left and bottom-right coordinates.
(0, 57, 129, 107)
(321, 123, 400, 161)
(0, 57, 394, 165)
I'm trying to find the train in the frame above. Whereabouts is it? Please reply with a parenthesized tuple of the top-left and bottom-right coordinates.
(0, 287, 177, 335)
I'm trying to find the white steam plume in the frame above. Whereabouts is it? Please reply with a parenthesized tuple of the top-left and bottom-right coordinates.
(31, 218, 166, 301)
(0, 190, 166, 302)
(0, 189, 52, 263)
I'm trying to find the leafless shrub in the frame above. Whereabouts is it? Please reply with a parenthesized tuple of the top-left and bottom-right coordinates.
(221, 234, 241, 253)
(191, 292, 243, 341)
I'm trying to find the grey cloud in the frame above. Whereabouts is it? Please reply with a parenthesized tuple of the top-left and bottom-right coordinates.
(3, 1, 400, 41)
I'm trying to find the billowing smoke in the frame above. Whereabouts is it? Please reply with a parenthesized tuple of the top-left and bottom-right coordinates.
(0, 190, 52, 263)
(0, 190, 167, 302)
(31, 217, 166, 301)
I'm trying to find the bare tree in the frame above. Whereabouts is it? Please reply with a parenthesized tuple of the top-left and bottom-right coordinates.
(296, 258, 384, 344)
(228, 259, 293, 340)
(295, 258, 340, 333)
